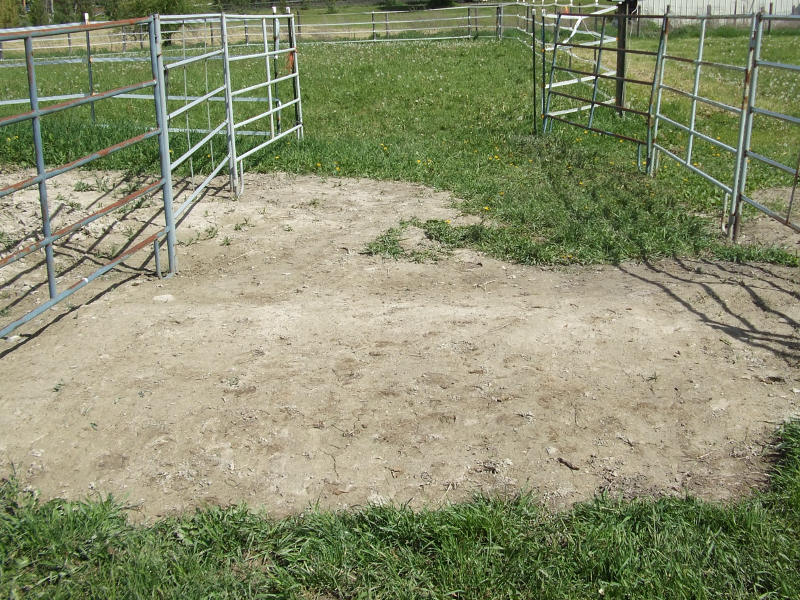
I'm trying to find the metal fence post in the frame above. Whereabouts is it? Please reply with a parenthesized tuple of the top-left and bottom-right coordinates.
(220, 14, 239, 195)
(24, 36, 57, 300)
(531, 8, 537, 134)
(262, 17, 276, 139)
(647, 14, 669, 176)
(288, 9, 304, 140)
(730, 13, 762, 240)
(272, 6, 280, 97)
(615, 1, 629, 116)
(372, 11, 376, 42)
(150, 15, 177, 275)
(84, 12, 96, 122)
(497, 5, 503, 39)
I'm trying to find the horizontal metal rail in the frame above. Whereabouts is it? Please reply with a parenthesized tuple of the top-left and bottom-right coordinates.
(226, 47, 294, 62)
(655, 144, 733, 193)
(658, 83, 742, 115)
(0, 180, 163, 268)
(549, 89, 650, 117)
(173, 156, 231, 220)
(746, 150, 799, 177)
(0, 79, 156, 127)
(552, 65, 654, 87)
(233, 98, 300, 131)
(662, 54, 747, 73)
(751, 106, 800, 127)
(0, 17, 150, 42)
(548, 114, 646, 144)
(236, 124, 303, 163)
(171, 120, 228, 169)
(655, 113, 738, 154)
(167, 84, 226, 121)
(0, 230, 162, 339)
(0, 130, 159, 200)
(738, 193, 800, 232)
(164, 48, 224, 70)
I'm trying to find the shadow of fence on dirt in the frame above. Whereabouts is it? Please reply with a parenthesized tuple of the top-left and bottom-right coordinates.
(617, 259, 800, 366)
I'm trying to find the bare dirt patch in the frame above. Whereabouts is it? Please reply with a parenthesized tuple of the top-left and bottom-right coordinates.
(1, 171, 799, 521)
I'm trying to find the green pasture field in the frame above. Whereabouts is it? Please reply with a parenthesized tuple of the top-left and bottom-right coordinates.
(1, 28, 797, 265)
(1, 421, 799, 598)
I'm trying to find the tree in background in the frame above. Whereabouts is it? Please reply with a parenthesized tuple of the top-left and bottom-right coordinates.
(52, 0, 93, 23)
(27, 0, 48, 25)
(99, 0, 195, 20)
(0, 0, 21, 28)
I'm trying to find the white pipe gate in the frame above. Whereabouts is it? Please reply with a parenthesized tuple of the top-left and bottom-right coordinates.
(0, 11, 303, 338)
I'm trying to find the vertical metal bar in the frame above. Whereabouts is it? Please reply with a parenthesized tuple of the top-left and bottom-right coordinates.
(787, 149, 800, 224)
(262, 18, 275, 139)
(288, 10, 303, 140)
(272, 6, 279, 88)
(25, 36, 57, 300)
(181, 20, 193, 186)
(768, 2, 773, 34)
(686, 18, 706, 165)
(543, 13, 563, 134)
(467, 6, 471, 37)
(647, 14, 669, 176)
(220, 14, 239, 195)
(372, 11, 376, 42)
(650, 12, 670, 176)
(150, 15, 177, 274)
(532, 8, 538, 135)
(615, 1, 628, 116)
(541, 8, 547, 119)
(84, 12, 95, 123)
(730, 13, 762, 241)
(153, 239, 162, 279)
(588, 16, 608, 129)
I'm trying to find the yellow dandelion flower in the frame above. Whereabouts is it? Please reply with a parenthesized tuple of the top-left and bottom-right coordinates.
(483, 206, 490, 211)
(316, 162, 321, 167)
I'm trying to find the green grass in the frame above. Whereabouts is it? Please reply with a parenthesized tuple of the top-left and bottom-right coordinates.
(2, 421, 799, 598)
(1, 34, 798, 266)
